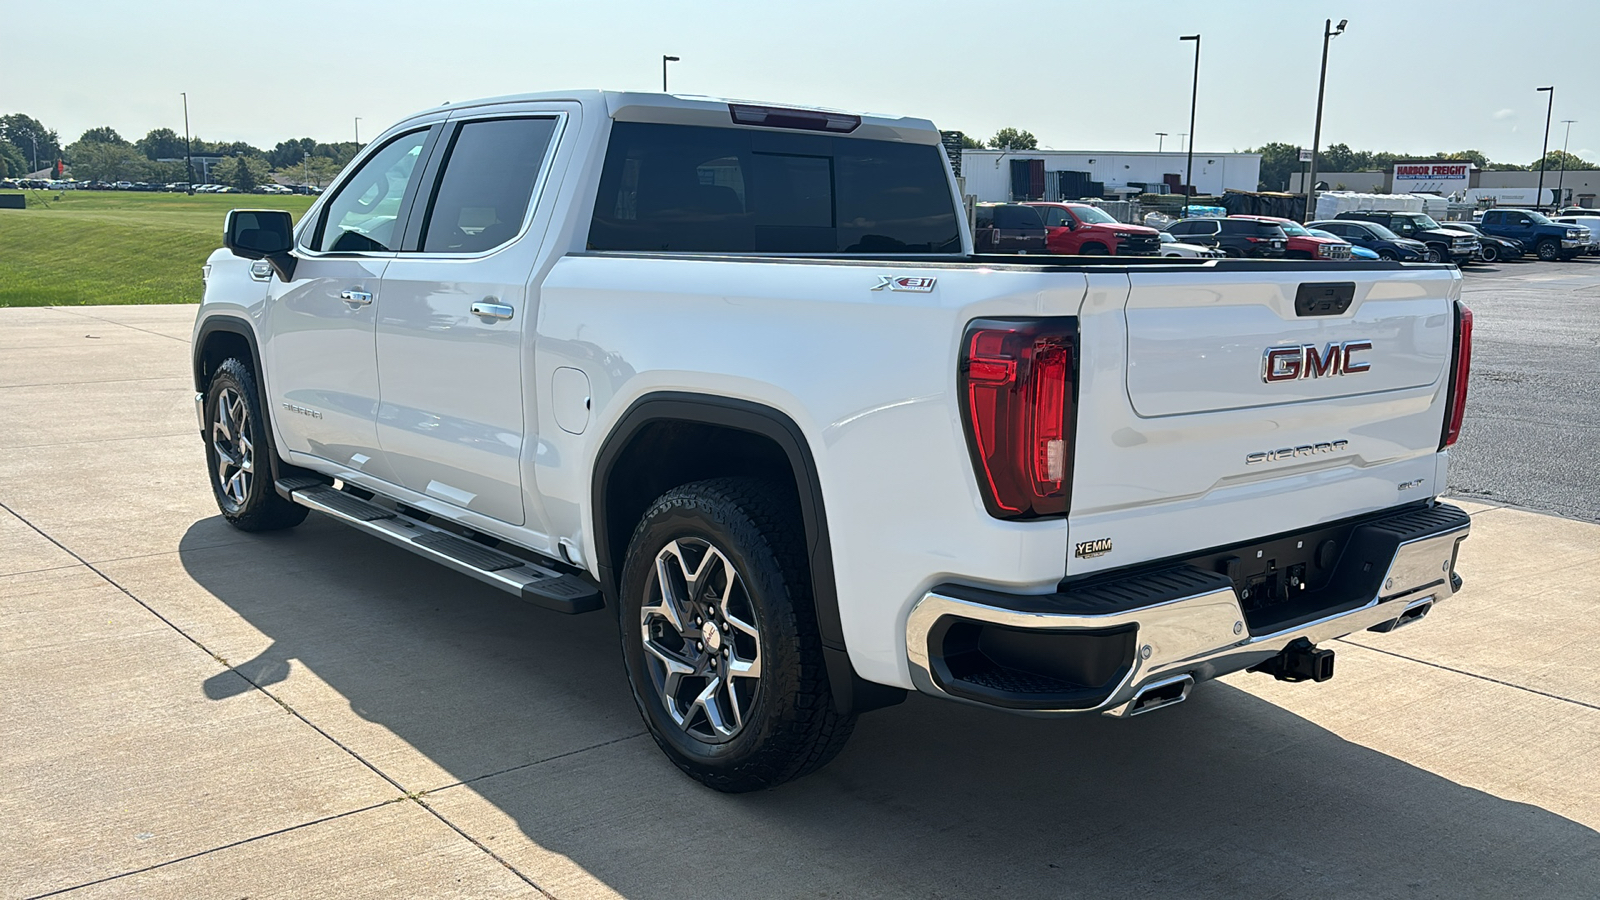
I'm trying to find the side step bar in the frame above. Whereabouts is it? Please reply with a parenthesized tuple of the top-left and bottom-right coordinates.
(281, 481, 604, 615)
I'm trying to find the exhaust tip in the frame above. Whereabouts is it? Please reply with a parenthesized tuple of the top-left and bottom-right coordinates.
(1127, 675, 1194, 716)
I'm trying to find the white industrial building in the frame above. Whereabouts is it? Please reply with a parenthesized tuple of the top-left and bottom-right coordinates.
(959, 149, 1262, 202)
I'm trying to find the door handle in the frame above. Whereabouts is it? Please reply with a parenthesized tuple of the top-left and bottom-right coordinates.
(340, 290, 373, 307)
(471, 301, 514, 320)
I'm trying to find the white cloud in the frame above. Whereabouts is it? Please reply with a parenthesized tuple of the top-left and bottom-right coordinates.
(1493, 109, 1516, 120)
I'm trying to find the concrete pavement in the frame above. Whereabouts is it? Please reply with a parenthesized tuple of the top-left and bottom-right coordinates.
(2, 305, 1597, 899)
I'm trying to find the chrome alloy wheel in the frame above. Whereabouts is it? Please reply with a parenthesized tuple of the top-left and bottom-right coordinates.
(640, 538, 762, 742)
(211, 386, 254, 506)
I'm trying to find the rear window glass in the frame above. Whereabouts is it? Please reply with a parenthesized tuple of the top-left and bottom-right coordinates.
(588, 122, 961, 254)
(993, 206, 1044, 230)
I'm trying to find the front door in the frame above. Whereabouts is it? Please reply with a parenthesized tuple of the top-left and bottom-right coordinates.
(263, 126, 439, 484)
(374, 108, 568, 526)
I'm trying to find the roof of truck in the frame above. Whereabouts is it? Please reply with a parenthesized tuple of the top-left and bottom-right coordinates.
(399, 90, 943, 145)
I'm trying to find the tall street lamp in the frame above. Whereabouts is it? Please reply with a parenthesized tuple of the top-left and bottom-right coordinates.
(1557, 118, 1576, 208)
(181, 92, 194, 188)
(354, 117, 363, 146)
(663, 55, 680, 92)
(1304, 18, 1348, 222)
(1156, 132, 1168, 152)
(1180, 34, 1200, 206)
(1536, 86, 1553, 209)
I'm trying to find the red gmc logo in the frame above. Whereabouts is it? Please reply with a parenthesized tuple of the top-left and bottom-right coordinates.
(1262, 340, 1372, 382)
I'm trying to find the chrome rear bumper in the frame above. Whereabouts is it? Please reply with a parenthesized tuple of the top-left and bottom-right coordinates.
(906, 503, 1469, 717)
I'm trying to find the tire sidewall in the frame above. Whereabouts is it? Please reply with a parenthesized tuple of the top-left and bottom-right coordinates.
(619, 491, 804, 777)
(1538, 240, 1559, 261)
(1481, 244, 1500, 262)
(204, 361, 272, 520)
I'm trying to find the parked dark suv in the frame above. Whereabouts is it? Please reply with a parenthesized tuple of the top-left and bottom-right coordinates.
(1308, 220, 1429, 261)
(1164, 217, 1288, 258)
(1333, 211, 1478, 264)
(974, 203, 1047, 253)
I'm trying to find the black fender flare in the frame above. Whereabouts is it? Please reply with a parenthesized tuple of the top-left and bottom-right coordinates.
(193, 313, 312, 494)
(591, 392, 904, 715)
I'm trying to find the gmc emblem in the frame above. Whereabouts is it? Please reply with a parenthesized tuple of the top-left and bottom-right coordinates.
(1261, 340, 1372, 383)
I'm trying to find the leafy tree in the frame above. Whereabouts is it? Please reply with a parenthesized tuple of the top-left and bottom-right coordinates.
(0, 114, 61, 172)
(269, 137, 318, 169)
(65, 141, 148, 182)
(0, 140, 27, 178)
(1532, 150, 1594, 171)
(221, 155, 271, 190)
(136, 128, 187, 160)
(987, 127, 1038, 151)
(1441, 149, 1491, 169)
(1250, 141, 1304, 191)
(77, 126, 125, 145)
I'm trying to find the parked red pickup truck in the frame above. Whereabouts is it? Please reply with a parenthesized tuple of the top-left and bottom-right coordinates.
(1233, 214, 1352, 260)
(1025, 202, 1161, 255)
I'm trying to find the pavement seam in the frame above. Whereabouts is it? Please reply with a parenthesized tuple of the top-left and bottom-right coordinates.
(1, 431, 198, 450)
(423, 731, 650, 795)
(21, 799, 399, 900)
(0, 376, 190, 390)
(46, 306, 193, 344)
(1334, 638, 1600, 712)
(0, 500, 559, 900)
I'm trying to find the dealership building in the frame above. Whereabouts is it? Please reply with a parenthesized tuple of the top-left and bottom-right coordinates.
(1290, 162, 1600, 208)
(960, 149, 1262, 203)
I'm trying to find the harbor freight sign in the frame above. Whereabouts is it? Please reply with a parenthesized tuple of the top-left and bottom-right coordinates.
(1393, 162, 1472, 195)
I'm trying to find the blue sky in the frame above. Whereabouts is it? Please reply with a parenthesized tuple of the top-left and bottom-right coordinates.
(6, 0, 1596, 163)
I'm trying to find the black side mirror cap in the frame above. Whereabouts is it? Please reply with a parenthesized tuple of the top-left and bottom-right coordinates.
(224, 208, 297, 281)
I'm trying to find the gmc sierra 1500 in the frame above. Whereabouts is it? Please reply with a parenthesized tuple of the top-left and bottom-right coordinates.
(194, 91, 1472, 791)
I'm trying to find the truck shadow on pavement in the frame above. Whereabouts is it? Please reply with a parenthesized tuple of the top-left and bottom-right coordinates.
(180, 519, 1600, 899)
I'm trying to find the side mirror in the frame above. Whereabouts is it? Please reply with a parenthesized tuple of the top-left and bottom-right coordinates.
(224, 209, 296, 281)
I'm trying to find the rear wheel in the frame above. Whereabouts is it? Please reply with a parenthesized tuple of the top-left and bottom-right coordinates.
(1537, 240, 1560, 261)
(620, 477, 854, 792)
(1222, 247, 1243, 258)
(204, 358, 307, 532)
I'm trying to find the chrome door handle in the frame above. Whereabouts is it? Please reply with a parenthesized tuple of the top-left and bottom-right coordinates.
(340, 290, 373, 307)
(471, 301, 514, 320)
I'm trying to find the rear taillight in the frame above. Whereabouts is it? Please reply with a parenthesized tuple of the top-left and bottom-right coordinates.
(1440, 302, 1473, 448)
(959, 318, 1077, 519)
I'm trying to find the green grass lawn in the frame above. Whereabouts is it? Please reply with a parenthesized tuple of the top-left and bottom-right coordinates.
(0, 191, 313, 307)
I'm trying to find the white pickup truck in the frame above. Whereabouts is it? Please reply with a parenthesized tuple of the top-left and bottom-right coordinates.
(194, 91, 1472, 791)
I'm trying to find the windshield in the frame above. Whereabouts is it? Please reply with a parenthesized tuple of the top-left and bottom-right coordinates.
(1070, 205, 1119, 225)
(1408, 214, 1443, 230)
(1524, 211, 1554, 225)
(1276, 221, 1310, 237)
(1159, 231, 1176, 243)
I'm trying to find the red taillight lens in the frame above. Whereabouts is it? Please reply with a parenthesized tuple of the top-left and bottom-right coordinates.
(959, 318, 1077, 519)
(1440, 302, 1473, 448)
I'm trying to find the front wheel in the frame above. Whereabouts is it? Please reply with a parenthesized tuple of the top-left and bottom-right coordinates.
(620, 478, 854, 792)
(1377, 249, 1397, 260)
(204, 358, 307, 532)
(1537, 240, 1560, 261)
(1479, 243, 1501, 263)
(1424, 245, 1445, 263)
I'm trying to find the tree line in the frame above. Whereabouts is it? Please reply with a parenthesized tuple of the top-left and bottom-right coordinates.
(0, 112, 358, 188)
(1249, 141, 1596, 192)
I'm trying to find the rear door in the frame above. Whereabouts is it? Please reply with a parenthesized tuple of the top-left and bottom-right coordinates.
(373, 105, 571, 526)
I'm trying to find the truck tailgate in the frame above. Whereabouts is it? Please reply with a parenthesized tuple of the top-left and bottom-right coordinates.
(1067, 265, 1462, 577)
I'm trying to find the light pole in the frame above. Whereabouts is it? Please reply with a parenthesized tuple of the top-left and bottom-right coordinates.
(181, 92, 194, 188)
(1304, 18, 1348, 222)
(1556, 118, 1575, 208)
(354, 117, 362, 146)
(1536, 86, 1553, 209)
(303, 151, 311, 189)
(1180, 34, 1199, 206)
(1178, 133, 1187, 152)
(662, 55, 680, 92)
(1156, 132, 1168, 152)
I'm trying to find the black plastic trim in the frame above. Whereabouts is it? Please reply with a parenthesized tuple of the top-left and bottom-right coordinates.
(592, 392, 904, 715)
(193, 315, 310, 496)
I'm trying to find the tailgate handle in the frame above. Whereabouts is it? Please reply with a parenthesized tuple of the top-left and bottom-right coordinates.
(1295, 282, 1355, 317)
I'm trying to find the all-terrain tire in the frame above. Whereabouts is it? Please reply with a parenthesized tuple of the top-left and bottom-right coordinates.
(619, 477, 854, 792)
(204, 358, 308, 532)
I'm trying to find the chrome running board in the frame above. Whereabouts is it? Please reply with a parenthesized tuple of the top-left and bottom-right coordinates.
(280, 480, 603, 614)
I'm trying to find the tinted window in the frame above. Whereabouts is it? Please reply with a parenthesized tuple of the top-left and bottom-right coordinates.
(589, 122, 961, 254)
(1041, 206, 1071, 228)
(314, 130, 429, 253)
(1365, 223, 1400, 241)
(420, 117, 558, 253)
(994, 206, 1044, 230)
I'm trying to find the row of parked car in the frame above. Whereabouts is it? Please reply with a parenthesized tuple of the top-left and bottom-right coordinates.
(0, 178, 320, 195)
(973, 201, 1598, 264)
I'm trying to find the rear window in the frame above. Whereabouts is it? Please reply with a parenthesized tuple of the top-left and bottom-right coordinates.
(588, 122, 962, 254)
(993, 206, 1044, 230)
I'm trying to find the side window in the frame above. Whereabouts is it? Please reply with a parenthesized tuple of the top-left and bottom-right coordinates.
(312, 130, 430, 253)
(1043, 207, 1069, 228)
(418, 117, 559, 253)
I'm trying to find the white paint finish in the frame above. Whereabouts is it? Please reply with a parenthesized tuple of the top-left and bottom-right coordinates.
(550, 366, 590, 435)
(1123, 267, 1455, 417)
(260, 255, 395, 483)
